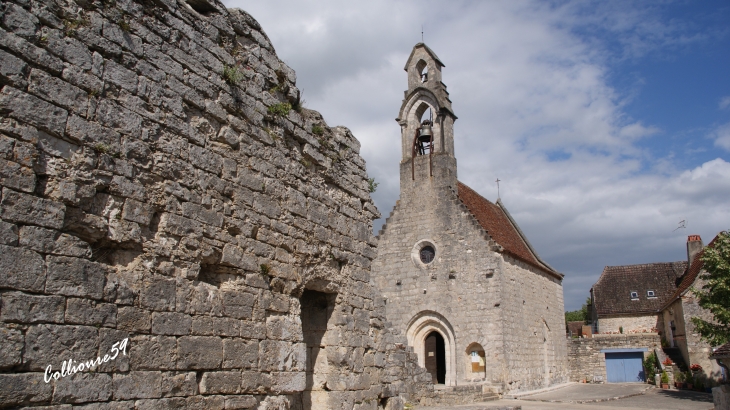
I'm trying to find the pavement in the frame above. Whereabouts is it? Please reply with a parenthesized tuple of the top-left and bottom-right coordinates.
(413, 383, 715, 410)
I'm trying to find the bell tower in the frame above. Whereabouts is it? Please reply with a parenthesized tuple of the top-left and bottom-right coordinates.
(397, 43, 458, 191)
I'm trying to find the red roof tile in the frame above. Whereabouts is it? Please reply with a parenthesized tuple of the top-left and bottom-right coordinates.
(456, 181, 558, 276)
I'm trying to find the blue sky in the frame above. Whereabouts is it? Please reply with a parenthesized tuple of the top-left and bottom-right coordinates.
(226, 0, 730, 311)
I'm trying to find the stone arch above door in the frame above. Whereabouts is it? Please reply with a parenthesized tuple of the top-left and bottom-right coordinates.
(406, 311, 457, 386)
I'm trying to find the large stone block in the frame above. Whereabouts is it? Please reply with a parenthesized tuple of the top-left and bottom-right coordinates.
(151, 312, 192, 335)
(0, 220, 18, 245)
(0, 158, 35, 192)
(160, 371, 198, 397)
(24, 324, 98, 371)
(0, 324, 24, 369)
(0, 244, 46, 292)
(258, 340, 306, 372)
(52, 372, 112, 404)
(139, 276, 176, 311)
(177, 336, 223, 370)
(113, 371, 162, 399)
(0, 373, 53, 407)
(222, 338, 258, 369)
(0, 188, 65, 229)
(0, 291, 65, 323)
(130, 335, 177, 371)
(46, 256, 107, 300)
(117, 306, 151, 333)
(0, 86, 68, 136)
(65, 298, 117, 327)
(199, 371, 242, 394)
(28, 68, 89, 114)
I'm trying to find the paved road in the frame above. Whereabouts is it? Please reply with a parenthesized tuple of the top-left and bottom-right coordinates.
(414, 383, 714, 410)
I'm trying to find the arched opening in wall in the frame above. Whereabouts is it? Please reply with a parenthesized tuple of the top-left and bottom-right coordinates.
(424, 331, 446, 384)
(416, 59, 428, 83)
(300, 289, 336, 409)
(465, 343, 486, 380)
(413, 102, 434, 157)
(406, 311, 457, 386)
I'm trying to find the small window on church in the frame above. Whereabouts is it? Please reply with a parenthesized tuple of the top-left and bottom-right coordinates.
(647, 290, 656, 298)
(630, 291, 639, 300)
(420, 246, 435, 264)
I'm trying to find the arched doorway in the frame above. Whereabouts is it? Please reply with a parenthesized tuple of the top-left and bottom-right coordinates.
(424, 331, 446, 384)
(406, 311, 457, 386)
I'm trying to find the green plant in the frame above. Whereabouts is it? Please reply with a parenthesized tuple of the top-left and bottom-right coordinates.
(223, 64, 244, 85)
(619, 326, 624, 334)
(63, 17, 87, 36)
(260, 264, 270, 275)
(267, 102, 291, 117)
(691, 230, 730, 346)
(643, 352, 659, 376)
(660, 370, 669, 384)
(93, 143, 111, 154)
(300, 158, 311, 168)
(368, 177, 379, 193)
(118, 19, 130, 32)
(675, 371, 684, 382)
(311, 124, 324, 135)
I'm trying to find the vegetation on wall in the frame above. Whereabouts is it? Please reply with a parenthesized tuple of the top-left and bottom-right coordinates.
(691, 229, 730, 346)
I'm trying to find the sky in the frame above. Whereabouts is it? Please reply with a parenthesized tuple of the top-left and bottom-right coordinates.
(224, 0, 730, 311)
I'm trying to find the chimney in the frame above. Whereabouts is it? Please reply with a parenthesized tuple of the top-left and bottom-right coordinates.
(687, 235, 704, 267)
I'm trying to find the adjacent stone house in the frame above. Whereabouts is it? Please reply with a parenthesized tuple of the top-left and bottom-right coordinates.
(660, 234, 726, 383)
(590, 261, 686, 334)
(370, 43, 569, 394)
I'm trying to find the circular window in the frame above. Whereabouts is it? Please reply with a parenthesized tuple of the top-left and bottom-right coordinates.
(420, 246, 435, 264)
(411, 240, 437, 268)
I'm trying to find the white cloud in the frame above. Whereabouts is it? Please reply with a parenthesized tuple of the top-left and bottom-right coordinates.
(712, 123, 730, 152)
(720, 96, 730, 110)
(226, 1, 730, 311)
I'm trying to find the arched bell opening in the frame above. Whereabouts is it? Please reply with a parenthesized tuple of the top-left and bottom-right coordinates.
(411, 101, 435, 179)
(416, 59, 429, 83)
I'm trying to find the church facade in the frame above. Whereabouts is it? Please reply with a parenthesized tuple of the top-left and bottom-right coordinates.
(370, 43, 569, 393)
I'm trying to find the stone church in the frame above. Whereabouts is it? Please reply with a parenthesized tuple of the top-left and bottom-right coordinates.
(371, 43, 569, 393)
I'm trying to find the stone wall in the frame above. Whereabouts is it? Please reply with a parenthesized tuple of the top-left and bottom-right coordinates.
(0, 0, 430, 408)
(597, 314, 661, 334)
(567, 333, 660, 382)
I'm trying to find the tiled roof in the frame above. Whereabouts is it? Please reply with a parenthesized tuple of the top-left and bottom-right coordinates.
(456, 182, 559, 277)
(711, 342, 730, 359)
(592, 262, 687, 316)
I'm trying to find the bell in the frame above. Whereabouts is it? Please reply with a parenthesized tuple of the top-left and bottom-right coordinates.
(418, 120, 433, 142)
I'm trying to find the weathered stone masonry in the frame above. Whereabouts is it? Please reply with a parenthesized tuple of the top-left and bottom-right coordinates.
(0, 0, 430, 408)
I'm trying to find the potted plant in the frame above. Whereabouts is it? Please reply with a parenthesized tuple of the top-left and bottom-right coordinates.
(662, 357, 673, 366)
(685, 371, 693, 390)
(660, 370, 669, 389)
(690, 363, 703, 372)
(674, 371, 684, 389)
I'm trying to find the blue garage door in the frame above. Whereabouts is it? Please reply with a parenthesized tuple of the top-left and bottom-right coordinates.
(605, 352, 645, 383)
